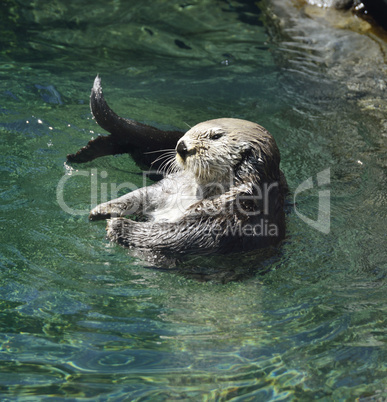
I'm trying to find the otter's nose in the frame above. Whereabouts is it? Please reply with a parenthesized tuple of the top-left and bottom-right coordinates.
(176, 140, 188, 159)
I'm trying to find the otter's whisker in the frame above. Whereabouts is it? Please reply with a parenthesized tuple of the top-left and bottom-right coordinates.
(157, 157, 173, 174)
(150, 150, 176, 170)
(151, 155, 168, 168)
(161, 158, 174, 174)
(167, 160, 179, 176)
(157, 152, 180, 176)
(144, 148, 176, 155)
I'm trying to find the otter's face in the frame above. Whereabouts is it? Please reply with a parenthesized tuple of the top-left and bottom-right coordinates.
(175, 118, 280, 186)
(175, 119, 250, 185)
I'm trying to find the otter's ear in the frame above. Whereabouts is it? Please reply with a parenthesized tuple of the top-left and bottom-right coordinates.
(238, 146, 258, 168)
(246, 145, 262, 162)
(245, 148, 268, 175)
(240, 141, 251, 153)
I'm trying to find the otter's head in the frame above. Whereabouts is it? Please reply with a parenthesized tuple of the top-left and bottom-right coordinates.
(175, 118, 281, 186)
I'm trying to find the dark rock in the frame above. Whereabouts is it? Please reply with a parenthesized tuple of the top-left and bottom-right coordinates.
(358, 0, 387, 31)
(305, 0, 387, 31)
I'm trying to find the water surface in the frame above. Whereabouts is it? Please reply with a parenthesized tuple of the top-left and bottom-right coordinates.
(0, 0, 386, 400)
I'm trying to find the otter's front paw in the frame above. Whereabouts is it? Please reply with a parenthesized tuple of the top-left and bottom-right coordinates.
(106, 218, 134, 247)
(89, 203, 124, 221)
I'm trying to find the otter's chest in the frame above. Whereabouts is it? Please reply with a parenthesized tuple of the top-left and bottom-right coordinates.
(147, 176, 200, 223)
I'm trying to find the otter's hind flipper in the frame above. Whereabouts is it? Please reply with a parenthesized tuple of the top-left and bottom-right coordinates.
(67, 76, 183, 167)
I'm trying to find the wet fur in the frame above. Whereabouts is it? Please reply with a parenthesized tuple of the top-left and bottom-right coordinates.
(90, 118, 286, 257)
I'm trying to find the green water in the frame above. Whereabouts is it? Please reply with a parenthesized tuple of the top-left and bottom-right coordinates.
(0, 0, 386, 400)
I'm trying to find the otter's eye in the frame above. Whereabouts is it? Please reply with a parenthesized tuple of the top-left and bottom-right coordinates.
(211, 133, 223, 140)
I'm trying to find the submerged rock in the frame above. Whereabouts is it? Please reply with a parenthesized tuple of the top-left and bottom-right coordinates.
(304, 0, 387, 31)
(267, 0, 387, 135)
(305, 0, 354, 9)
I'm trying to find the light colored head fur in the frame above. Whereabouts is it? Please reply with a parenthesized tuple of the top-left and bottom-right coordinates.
(175, 118, 281, 186)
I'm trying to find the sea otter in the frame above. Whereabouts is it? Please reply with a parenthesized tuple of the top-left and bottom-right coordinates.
(89, 124, 286, 255)
(68, 77, 286, 258)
